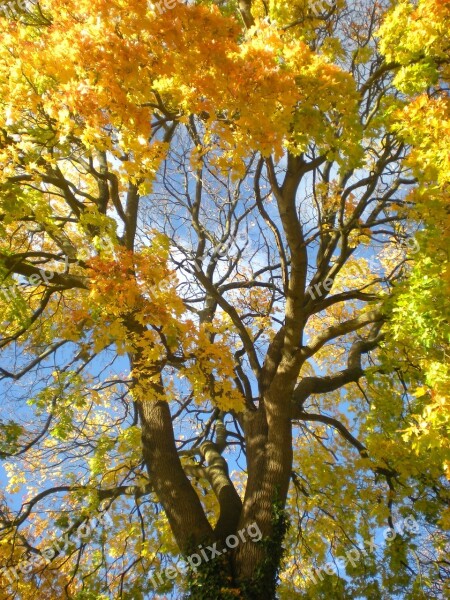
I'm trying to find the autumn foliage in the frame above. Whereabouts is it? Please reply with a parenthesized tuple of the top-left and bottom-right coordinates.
(0, 0, 448, 598)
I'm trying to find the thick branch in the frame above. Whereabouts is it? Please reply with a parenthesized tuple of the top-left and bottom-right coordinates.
(304, 310, 383, 358)
(0, 254, 87, 290)
(294, 334, 383, 406)
(200, 440, 242, 539)
(293, 411, 366, 453)
(239, 0, 254, 27)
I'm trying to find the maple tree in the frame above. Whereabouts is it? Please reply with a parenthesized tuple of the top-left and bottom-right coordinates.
(0, 0, 449, 598)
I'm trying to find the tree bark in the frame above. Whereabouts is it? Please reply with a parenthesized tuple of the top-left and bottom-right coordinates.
(137, 397, 214, 552)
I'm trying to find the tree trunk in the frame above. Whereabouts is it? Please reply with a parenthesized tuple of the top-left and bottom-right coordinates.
(131, 325, 297, 598)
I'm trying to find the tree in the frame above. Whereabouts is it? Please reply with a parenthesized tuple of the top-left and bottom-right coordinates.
(0, 0, 448, 598)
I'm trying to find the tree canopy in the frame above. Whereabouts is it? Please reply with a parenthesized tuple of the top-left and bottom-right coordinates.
(0, 0, 449, 598)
